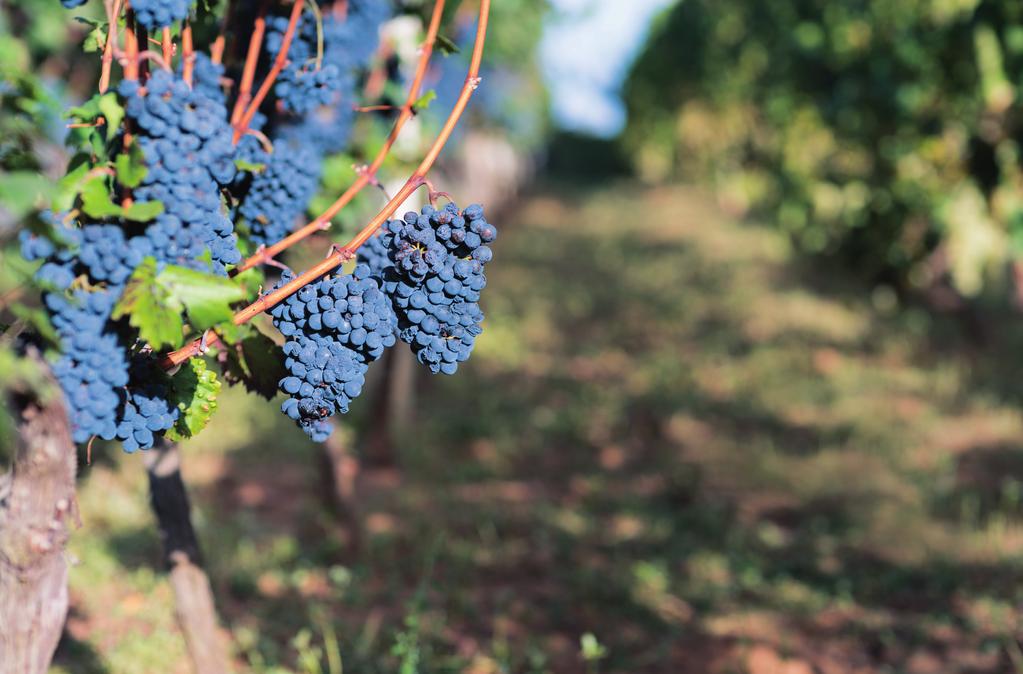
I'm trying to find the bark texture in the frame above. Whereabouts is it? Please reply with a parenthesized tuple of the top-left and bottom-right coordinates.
(144, 442, 232, 674)
(0, 379, 77, 674)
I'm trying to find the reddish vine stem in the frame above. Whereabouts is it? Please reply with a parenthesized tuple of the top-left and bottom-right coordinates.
(236, 0, 447, 273)
(161, 27, 173, 64)
(210, 0, 233, 65)
(99, 0, 124, 93)
(231, 1, 270, 126)
(123, 11, 140, 82)
(233, 0, 306, 143)
(181, 23, 195, 86)
(163, 0, 491, 368)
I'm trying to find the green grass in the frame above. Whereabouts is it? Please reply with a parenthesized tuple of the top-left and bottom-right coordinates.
(52, 183, 1023, 673)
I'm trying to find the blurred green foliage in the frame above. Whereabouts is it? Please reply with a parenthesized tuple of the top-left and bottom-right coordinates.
(624, 0, 1023, 295)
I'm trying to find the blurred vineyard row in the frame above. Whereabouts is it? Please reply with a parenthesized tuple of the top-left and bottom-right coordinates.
(624, 0, 1023, 301)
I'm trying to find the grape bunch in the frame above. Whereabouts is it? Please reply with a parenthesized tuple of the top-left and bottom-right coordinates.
(270, 264, 397, 441)
(21, 221, 179, 447)
(234, 135, 321, 247)
(265, 13, 342, 115)
(378, 203, 496, 374)
(131, 0, 192, 31)
(264, 0, 390, 153)
(232, 0, 393, 246)
(187, 52, 227, 104)
(120, 70, 240, 274)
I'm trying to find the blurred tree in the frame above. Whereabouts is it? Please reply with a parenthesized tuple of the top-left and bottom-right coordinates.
(623, 0, 1023, 300)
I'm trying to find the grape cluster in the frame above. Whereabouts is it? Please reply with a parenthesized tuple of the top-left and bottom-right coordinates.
(232, 0, 392, 247)
(266, 14, 342, 115)
(187, 52, 226, 104)
(269, 264, 397, 441)
(379, 203, 496, 374)
(357, 230, 391, 280)
(265, 0, 389, 148)
(235, 135, 322, 246)
(120, 70, 240, 274)
(131, 0, 192, 31)
(117, 357, 179, 451)
(22, 221, 179, 447)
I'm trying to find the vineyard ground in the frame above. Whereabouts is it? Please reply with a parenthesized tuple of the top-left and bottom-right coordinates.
(52, 183, 1023, 674)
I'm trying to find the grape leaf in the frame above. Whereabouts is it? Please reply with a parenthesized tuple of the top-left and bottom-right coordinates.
(54, 155, 91, 212)
(0, 171, 52, 220)
(97, 93, 124, 141)
(219, 331, 286, 399)
(80, 175, 122, 219)
(75, 17, 109, 53)
(115, 146, 147, 188)
(156, 265, 247, 330)
(165, 357, 221, 441)
(122, 200, 164, 222)
(113, 258, 184, 349)
(412, 90, 437, 112)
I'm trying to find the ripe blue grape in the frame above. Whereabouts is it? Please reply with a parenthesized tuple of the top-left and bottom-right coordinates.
(131, 0, 191, 31)
(23, 220, 176, 446)
(269, 264, 397, 441)
(380, 203, 497, 374)
(120, 70, 241, 273)
(235, 135, 321, 247)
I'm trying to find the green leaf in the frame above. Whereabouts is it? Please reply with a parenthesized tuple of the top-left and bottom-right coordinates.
(54, 155, 92, 212)
(80, 175, 122, 219)
(97, 93, 124, 141)
(66, 94, 102, 122)
(436, 33, 460, 55)
(156, 265, 247, 331)
(79, 19, 109, 53)
(122, 200, 164, 222)
(165, 357, 221, 441)
(112, 258, 185, 349)
(0, 171, 53, 220)
(234, 158, 267, 173)
(412, 89, 437, 112)
(115, 145, 147, 188)
(219, 331, 286, 399)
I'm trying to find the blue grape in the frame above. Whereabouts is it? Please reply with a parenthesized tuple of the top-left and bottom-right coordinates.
(269, 264, 397, 441)
(186, 52, 226, 104)
(120, 70, 240, 273)
(380, 203, 497, 374)
(131, 0, 191, 31)
(235, 135, 321, 247)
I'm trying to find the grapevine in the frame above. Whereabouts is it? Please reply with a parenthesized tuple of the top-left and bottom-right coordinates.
(20, 0, 495, 453)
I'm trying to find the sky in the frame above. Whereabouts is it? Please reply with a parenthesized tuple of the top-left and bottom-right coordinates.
(540, 0, 676, 138)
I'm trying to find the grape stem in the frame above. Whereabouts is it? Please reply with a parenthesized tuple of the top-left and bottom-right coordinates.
(236, 0, 448, 273)
(182, 23, 195, 86)
(162, 0, 491, 368)
(161, 27, 173, 64)
(232, 0, 306, 143)
(99, 0, 124, 94)
(230, 0, 270, 127)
